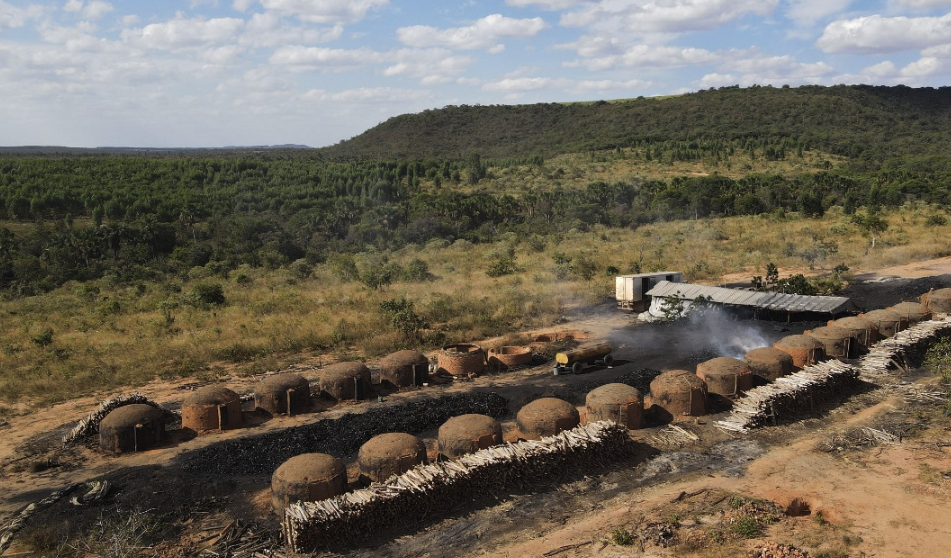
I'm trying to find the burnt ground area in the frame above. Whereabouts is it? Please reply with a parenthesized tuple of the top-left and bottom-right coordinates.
(843, 273, 951, 309)
(3, 273, 949, 556)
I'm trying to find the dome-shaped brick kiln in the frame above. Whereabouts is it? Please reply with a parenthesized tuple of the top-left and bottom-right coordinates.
(890, 301, 933, 325)
(860, 309, 905, 338)
(649, 370, 706, 417)
(806, 325, 855, 359)
(437, 414, 503, 459)
(745, 347, 796, 382)
(99, 404, 165, 454)
(358, 432, 428, 483)
(379, 350, 429, 388)
(437, 343, 486, 376)
(254, 373, 311, 415)
(271, 453, 347, 514)
(830, 316, 879, 349)
(774, 335, 826, 368)
(319, 362, 371, 401)
(696, 357, 753, 399)
(182, 385, 242, 432)
(585, 383, 643, 430)
(487, 346, 533, 369)
(516, 397, 580, 439)
(922, 288, 951, 314)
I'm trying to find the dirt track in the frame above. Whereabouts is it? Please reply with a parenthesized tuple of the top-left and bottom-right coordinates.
(1, 264, 950, 557)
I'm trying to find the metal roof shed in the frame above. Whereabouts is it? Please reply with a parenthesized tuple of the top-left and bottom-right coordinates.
(645, 281, 858, 318)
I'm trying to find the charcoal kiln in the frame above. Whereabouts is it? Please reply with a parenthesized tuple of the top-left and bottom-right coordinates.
(649, 369, 707, 417)
(181, 385, 242, 432)
(696, 357, 753, 400)
(358, 432, 428, 483)
(99, 404, 165, 454)
(378, 350, 429, 388)
(254, 373, 311, 415)
(859, 308, 905, 338)
(585, 383, 643, 430)
(437, 414, 503, 459)
(516, 397, 580, 439)
(830, 316, 880, 349)
(319, 362, 372, 401)
(774, 334, 826, 368)
(437, 343, 486, 376)
(487, 346, 533, 368)
(271, 453, 347, 514)
(806, 325, 854, 359)
(890, 301, 933, 325)
(744, 347, 796, 382)
(921, 288, 951, 314)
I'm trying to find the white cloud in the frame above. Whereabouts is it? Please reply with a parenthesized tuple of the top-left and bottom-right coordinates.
(383, 48, 475, 84)
(564, 44, 721, 71)
(0, 1, 45, 29)
(505, 0, 582, 9)
(784, 0, 853, 26)
(561, 0, 779, 35)
(817, 13, 951, 53)
(482, 76, 559, 91)
(122, 15, 245, 51)
(397, 14, 548, 51)
(900, 55, 945, 75)
(241, 12, 342, 47)
(895, 0, 951, 8)
(256, 0, 388, 25)
(573, 78, 654, 92)
(302, 86, 431, 104)
(269, 45, 383, 71)
(863, 60, 898, 76)
(697, 51, 835, 87)
(63, 0, 113, 21)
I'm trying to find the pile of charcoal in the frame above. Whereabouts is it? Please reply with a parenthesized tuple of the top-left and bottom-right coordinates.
(177, 392, 507, 477)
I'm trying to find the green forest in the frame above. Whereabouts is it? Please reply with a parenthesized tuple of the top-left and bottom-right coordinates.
(1, 84, 951, 298)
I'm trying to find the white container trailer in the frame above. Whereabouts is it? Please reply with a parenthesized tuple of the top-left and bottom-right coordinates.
(615, 271, 684, 311)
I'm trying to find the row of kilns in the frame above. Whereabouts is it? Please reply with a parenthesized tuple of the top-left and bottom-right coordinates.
(647, 299, 940, 420)
(98, 361, 375, 454)
(271, 413, 505, 513)
(271, 391, 643, 514)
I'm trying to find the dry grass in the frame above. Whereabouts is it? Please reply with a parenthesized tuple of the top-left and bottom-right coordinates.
(1, 203, 948, 408)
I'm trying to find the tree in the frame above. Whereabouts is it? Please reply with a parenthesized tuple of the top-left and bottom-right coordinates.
(853, 211, 888, 248)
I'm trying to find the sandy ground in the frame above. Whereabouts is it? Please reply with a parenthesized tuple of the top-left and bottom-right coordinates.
(1, 257, 951, 557)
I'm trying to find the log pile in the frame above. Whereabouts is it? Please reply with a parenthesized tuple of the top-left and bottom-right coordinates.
(61, 392, 173, 447)
(715, 360, 859, 432)
(857, 318, 951, 382)
(716, 317, 951, 433)
(282, 421, 630, 553)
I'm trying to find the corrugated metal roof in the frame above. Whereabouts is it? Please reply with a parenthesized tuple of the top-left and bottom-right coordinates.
(645, 281, 858, 314)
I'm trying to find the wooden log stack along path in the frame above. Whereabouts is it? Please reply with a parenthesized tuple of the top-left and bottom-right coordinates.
(282, 421, 631, 553)
(716, 315, 950, 433)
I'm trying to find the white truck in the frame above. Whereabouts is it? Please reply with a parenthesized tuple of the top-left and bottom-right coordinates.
(615, 271, 684, 311)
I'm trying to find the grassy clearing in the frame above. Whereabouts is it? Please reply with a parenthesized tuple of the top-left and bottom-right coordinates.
(0, 203, 948, 408)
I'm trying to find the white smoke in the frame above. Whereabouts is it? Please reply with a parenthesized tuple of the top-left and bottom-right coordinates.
(687, 306, 770, 359)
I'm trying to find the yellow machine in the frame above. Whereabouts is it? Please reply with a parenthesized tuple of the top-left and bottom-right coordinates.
(554, 342, 614, 375)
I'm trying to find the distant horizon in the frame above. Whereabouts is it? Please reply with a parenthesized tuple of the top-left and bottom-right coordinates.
(3, 1, 951, 149)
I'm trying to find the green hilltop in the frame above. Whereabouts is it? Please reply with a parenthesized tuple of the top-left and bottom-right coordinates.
(320, 84, 951, 166)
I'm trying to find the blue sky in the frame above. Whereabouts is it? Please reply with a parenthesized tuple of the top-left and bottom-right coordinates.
(2, 0, 951, 148)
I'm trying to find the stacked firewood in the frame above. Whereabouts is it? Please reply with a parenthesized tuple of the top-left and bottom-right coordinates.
(715, 360, 859, 432)
(61, 392, 172, 447)
(858, 318, 951, 382)
(282, 421, 630, 552)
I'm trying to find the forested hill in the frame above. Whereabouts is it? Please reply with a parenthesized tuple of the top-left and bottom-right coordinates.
(321, 84, 951, 166)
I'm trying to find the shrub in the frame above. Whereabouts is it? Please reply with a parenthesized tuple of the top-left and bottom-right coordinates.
(729, 517, 761, 538)
(926, 214, 948, 226)
(486, 257, 520, 278)
(188, 283, 226, 306)
(610, 527, 634, 546)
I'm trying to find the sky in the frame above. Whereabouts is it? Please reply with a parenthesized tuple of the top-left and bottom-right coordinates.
(2, 1, 951, 148)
